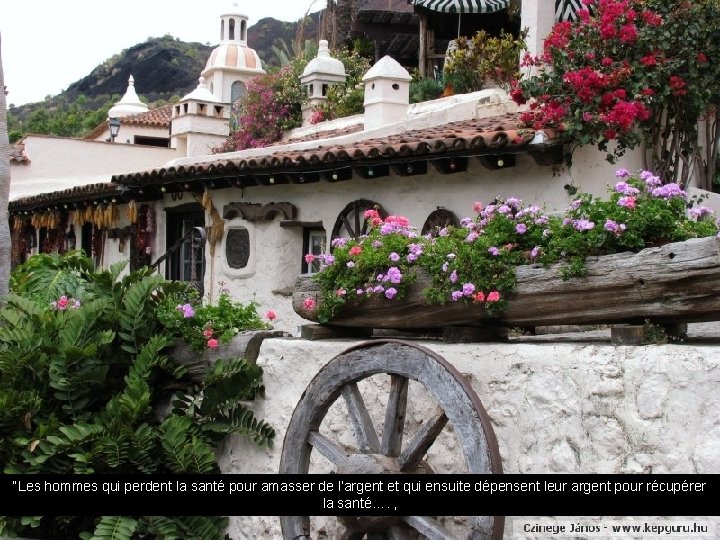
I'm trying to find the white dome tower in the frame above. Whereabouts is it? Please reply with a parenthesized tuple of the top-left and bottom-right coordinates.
(108, 75, 149, 118)
(201, 2, 265, 104)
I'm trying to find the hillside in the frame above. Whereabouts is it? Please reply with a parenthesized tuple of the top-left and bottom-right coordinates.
(7, 13, 321, 143)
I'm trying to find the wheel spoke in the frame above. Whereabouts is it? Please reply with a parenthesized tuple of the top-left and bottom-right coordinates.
(381, 375, 408, 457)
(403, 516, 455, 540)
(385, 525, 410, 540)
(342, 382, 380, 452)
(353, 206, 361, 239)
(396, 408, 448, 472)
(340, 214, 355, 238)
(308, 431, 349, 466)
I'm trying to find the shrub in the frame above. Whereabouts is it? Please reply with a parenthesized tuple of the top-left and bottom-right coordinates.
(514, 0, 720, 189)
(443, 30, 527, 94)
(0, 254, 274, 539)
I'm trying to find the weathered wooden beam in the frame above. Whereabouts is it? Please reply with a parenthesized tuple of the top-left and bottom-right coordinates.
(293, 237, 720, 329)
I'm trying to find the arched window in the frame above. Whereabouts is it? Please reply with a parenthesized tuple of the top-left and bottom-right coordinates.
(240, 20, 247, 41)
(229, 19, 236, 41)
(221, 20, 225, 41)
(231, 81, 246, 103)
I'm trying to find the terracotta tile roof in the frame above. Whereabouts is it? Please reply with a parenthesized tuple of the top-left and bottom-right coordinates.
(9, 141, 30, 164)
(123, 104, 173, 128)
(9, 183, 127, 212)
(113, 113, 555, 186)
(83, 104, 173, 140)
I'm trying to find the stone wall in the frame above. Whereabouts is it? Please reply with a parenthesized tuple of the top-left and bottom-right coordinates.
(219, 335, 720, 538)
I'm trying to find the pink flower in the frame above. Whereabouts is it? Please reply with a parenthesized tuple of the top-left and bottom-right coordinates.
(57, 296, 69, 310)
(203, 328, 214, 339)
(472, 201, 484, 213)
(304, 253, 316, 264)
(265, 310, 277, 321)
(207, 338, 219, 349)
(617, 196, 637, 209)
(349, 246, 363, 256)
(384, 216, 410, 227)
(486, 291, 501, 302)
(303, 297, 316, 310)
(335, 288, 346, 297)
(473, 291, 486, 303)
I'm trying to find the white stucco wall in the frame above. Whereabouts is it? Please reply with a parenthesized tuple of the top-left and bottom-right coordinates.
(218, 335, 720, 538)
(10, 136, 176, 200)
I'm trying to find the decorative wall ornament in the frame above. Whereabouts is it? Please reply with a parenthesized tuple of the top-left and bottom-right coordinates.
(225, 227, 251, 269)
(223, 202, 297, 222)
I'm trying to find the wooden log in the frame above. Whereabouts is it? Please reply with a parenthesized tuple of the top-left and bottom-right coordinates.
(170, 330, 287, 380)
(292, 237, 720, 329)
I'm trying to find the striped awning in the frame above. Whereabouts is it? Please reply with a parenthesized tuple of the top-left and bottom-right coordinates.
(409, 0, 510, 14)
(555, 0, 584, 21)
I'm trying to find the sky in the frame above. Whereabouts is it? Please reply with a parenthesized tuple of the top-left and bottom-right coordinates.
(1, 0, 324, 106)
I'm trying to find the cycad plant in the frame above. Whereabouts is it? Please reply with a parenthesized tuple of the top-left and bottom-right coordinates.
(0, 252, 274, 539)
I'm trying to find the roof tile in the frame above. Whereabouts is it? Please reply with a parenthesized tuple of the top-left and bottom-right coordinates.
(114, 112, 548, 185)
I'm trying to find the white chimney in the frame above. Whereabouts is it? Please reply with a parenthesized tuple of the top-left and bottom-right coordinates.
(362, 56, 411, 131)
(300, 40, 347, 125)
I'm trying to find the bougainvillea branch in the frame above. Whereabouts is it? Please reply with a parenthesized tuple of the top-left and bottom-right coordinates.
(513, 0, 720, 190)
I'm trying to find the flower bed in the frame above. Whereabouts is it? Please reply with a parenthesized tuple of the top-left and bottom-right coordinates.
(297, 170, 720, 328)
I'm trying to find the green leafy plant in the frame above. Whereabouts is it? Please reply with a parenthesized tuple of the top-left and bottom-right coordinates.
(443, 30, 527, 94)
(513, 0, 720, 188)
(0, 254, 274, 539)
(308, 169, 720, 322)
(410, 77, 444, 104)
(157, 285, 268, 353)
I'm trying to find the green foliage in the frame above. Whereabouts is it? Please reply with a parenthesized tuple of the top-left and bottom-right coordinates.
(0, 253, 273, 538)
(443, 30, 527, 94)
(7, 95, 116, 143)
(11, 250, 95, 304)
(309, 169, 720, 321)
(157, 287, 268, 353)
(410, 77, 444, 104)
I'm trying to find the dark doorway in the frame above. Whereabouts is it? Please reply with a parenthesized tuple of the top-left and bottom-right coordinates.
(165, 206, 205, 295)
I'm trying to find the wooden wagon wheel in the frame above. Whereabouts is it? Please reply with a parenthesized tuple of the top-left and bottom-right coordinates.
(279, 339, 504, 540)
(331, 199, 387, 240)
(421, 209, 460, 236)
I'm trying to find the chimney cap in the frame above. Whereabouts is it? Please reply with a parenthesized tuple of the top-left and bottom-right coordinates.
(362, 55, 411, 83)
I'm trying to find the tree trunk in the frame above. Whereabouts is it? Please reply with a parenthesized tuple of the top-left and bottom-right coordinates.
(293, 237, 720, 329)
(335, 0, 357, 47)
(0, 34, 12, 297)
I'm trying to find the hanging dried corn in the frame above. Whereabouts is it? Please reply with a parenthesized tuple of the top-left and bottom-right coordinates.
(197, 188, 224, 257)
(72, 210, 83, 228)
(126, 200, 138, 224)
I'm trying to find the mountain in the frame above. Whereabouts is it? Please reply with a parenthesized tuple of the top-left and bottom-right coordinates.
(7, 13, 322, 142)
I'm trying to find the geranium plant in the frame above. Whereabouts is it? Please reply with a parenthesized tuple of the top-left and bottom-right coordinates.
(513, 0, 720, 189)
(157, 285, 269, 352)
(309, 169, 720, 322)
